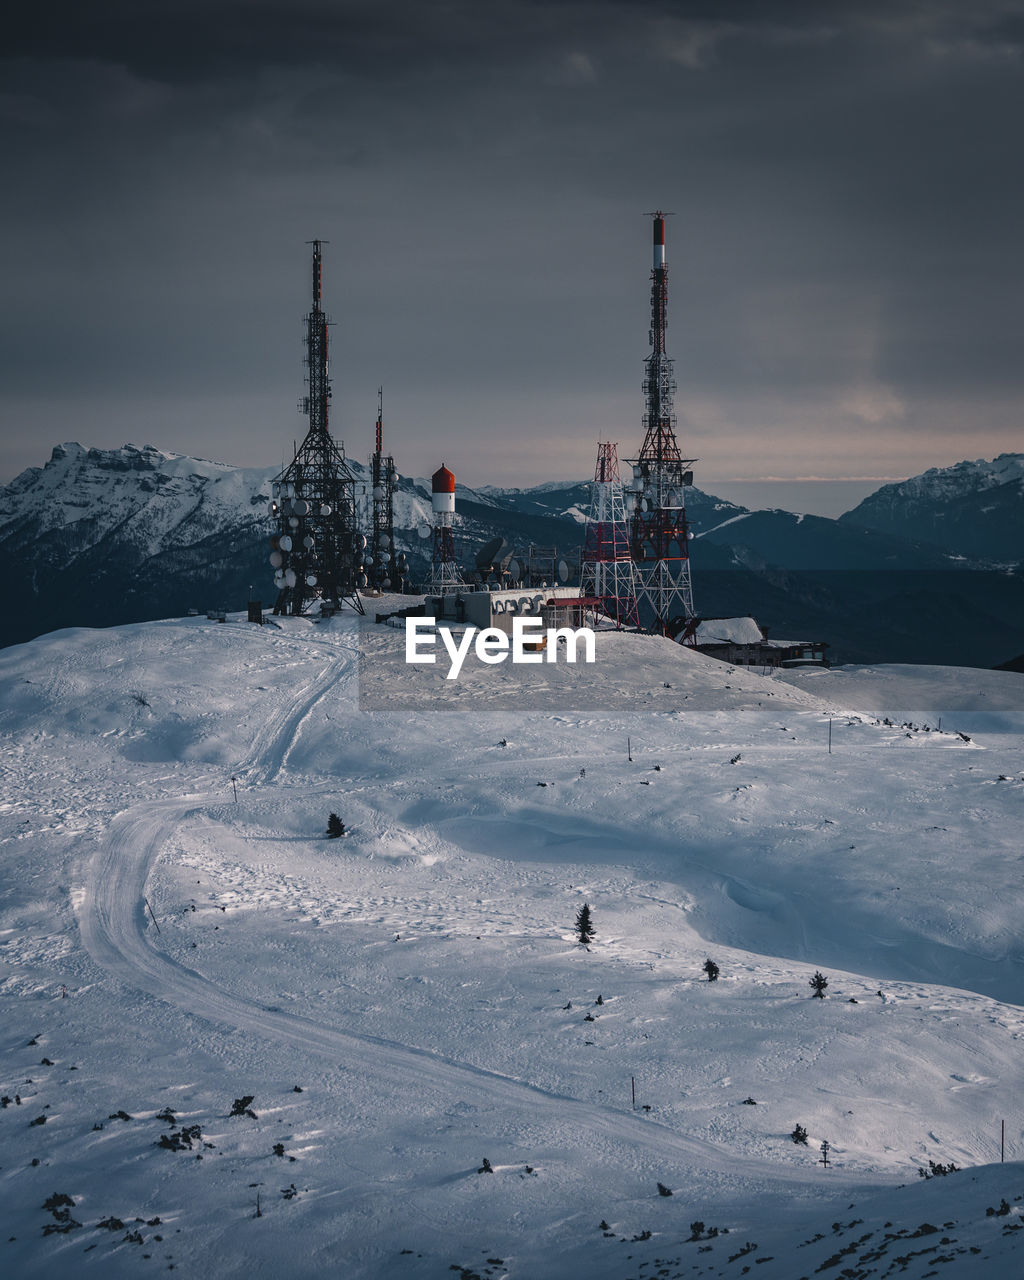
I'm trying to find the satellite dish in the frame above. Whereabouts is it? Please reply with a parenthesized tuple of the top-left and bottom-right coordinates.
(278, 535, 293, 552)
(284, 568, 297, 588)
(319, 503, 332, 516)
(305, 574, 318, 587)
(269, 551, 283, 568)
(476, 536, 510, 572)
(353, 532, 367, 550)
(381, 577, 391, 588)
(417, 525, 431, 539)
(507, 558, 521, 582)
(357, 573, 368, 588)
(303, 535, 315, 549)
(293, 499, 309, 516)
(556, 559, 569, 583)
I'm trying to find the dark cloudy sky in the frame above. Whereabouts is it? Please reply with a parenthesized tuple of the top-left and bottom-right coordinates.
(2, 0, 1022, 514)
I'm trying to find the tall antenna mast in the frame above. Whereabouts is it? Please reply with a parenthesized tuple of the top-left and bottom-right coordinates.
(307, 239, 330, 436)
(364, 385, 404, 592)
(624, 212, 697, 634)
(266, 240, 364, 616)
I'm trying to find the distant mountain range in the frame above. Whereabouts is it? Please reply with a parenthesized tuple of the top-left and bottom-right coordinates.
(839, 453, 1024, 562)
(1, 442, 1021, 667)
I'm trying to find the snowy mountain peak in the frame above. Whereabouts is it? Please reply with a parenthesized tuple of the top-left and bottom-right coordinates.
(1, 440, 273, 541)
(839, 453, 1024, 564)
(846, 453, 1024, 511)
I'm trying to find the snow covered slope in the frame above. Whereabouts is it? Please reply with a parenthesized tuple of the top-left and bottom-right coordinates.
(2, 612, 1023, 1277)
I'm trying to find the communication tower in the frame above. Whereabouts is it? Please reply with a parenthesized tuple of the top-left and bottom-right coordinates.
(624, 213, 697, 632)
(422, 464, 464, 595)
(580, 441, 639, 628)
(363, 387, 405, 592)
(268, 240, 363, 616)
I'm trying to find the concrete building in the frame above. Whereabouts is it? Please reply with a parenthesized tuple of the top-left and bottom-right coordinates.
(691, 617, 830, 669)
(427, 586, 582, 634)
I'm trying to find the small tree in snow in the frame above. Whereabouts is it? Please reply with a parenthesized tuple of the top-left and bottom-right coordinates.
(809, 971, 829, 998)
(326, 813, 345, 839)
(703, 958, 720, 982)
(791, 1124, 809, 1145)
(575, 903, 595, 946)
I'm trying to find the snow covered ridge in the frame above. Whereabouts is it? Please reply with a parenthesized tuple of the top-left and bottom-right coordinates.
(840, 452, 1024, 564)
(2, 614, 1024, 1276)
(884, 453, 1024, 501)
(0, 441, 275, 545)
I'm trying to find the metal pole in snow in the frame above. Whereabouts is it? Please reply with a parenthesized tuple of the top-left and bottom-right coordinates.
(1002, 1119, 1005, 1162)
(143, 897, 161, 934)
(231, 776, 238, 803)
(828, 719, 832, 754)
(631, 1077, 636, 1110)
(627, 736, 632, 762)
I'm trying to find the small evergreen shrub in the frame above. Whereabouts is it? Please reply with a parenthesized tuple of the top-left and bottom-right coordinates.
(575, 903, 595, 946)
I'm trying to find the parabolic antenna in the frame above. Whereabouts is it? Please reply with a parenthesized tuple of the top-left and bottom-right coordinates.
(476, 536, 510, 571)
(556, 559, 570, 584)
(417, 525, 431, 539)
(507, 558, 521, 582)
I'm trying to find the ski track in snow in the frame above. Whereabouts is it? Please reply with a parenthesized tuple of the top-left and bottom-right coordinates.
(74, 626, 860, 1199)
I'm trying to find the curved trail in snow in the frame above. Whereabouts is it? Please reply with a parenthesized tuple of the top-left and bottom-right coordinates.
(76, 626, 875, 1194)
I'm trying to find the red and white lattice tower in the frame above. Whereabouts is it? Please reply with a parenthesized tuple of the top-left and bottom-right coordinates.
(624, 212, 697, 633)
(422, 463, 464, 595)
(579, 441, 640, 629)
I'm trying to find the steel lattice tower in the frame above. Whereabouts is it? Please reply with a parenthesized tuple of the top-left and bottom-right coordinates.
(624, 213, 697, 633)
(365, 387, 403, 592)
(580, 441, 639, 628)
(269, 240, 363, 616)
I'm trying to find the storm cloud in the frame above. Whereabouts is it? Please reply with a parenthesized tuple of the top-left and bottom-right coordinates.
(1, 0, 1021, 505)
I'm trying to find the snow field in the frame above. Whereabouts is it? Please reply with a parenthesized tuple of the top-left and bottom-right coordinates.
(1, 611, 1023, 1276)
